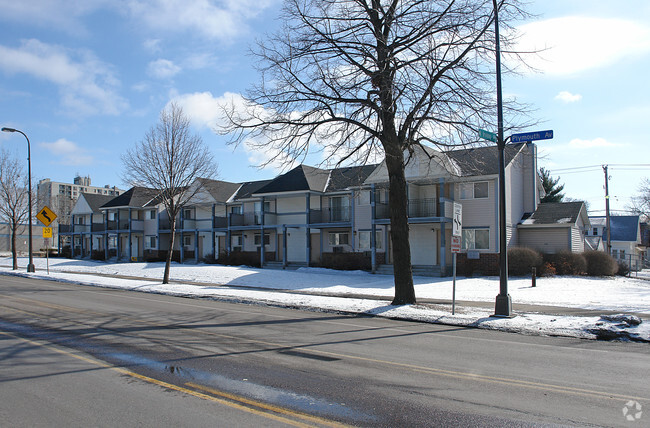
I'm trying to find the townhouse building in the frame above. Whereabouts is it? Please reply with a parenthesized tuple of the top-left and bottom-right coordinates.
(60, 141, 591, 276)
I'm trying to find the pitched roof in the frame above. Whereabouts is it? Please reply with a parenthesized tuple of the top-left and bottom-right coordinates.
(590, 215, 640, 242)
(444, 143, 526, 177)
(101, 187, 159, 209)
(326, 165, 378, 192)
(232, 179, 274, 200)
(255, 165, 330, 194)
(520, 202, 585, 226)
(80, 193, 115, 212)
(196, 178, 241, 202)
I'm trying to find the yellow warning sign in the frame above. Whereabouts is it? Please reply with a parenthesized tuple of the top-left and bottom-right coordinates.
(42, 227, 53, 238)
(37, 206, 57, 226)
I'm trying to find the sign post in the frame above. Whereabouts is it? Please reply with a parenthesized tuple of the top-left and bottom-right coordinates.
(38, 206, 57, 274)
(43, 227, 53, 274)
(451, 203, 462, 315)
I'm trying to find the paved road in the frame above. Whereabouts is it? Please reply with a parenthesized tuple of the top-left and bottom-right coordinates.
(1, 275, 648, 427)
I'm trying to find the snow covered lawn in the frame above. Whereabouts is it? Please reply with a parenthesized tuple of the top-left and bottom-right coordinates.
(1, 256, 649, 342)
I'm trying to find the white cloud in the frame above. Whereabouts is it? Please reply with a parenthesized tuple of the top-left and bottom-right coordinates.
(147, 59, 181, 79)
(40, 138, 94, 165)
(0, 0, 108, 35)
(126, 0, 277, 41)
(143, 39, 162, 54)
(0, 39, 128, 116)
(169, 91, 231, 128)
(515, 16, 650, 75)
(555, 91, 582, 103)
(568, 138, 620, 149)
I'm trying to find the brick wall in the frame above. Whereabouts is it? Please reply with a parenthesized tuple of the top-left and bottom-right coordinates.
(456, 252, 500, 276)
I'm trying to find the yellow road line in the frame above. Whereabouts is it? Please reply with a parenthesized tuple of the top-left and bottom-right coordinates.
(0, 330, 337, 428)
(2, 293, 648, 404)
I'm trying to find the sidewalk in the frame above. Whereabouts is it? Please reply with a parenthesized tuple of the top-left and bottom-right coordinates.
(2, 259, 649, 343)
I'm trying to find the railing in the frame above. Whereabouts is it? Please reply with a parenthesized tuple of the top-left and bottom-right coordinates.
(408, 198, 437, 218)
(214, 216, 228, 228)
(230, 211, 277, 226)
(91, 223, 106, 232)
(310, 207, 351, 223)
(376, 199, 442, 220)
(59, 224, 72, 233)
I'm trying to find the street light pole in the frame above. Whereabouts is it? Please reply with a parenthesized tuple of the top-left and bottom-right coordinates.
(2, 127, 36, 273)
(492, 0, 512, 317)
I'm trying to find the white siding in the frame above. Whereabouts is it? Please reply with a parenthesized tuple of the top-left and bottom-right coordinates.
(518, 228, 570, 253)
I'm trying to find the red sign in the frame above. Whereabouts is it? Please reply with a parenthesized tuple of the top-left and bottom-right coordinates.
(451, 236, 461, 253)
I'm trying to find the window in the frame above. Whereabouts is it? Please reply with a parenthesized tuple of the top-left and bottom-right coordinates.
(183, 235, 192, 246)
(620, 250, 625, 260)
(462, 228, 489, 250)
(460, 182, 489, 199)
(149, 209, 156, 220)
(254, 234, 270, 246)
(145, 236, 157, 249)
(183, 208, 194, 220)
(612, 249, 619, 259)
(329, 232, 349, 246)
(230, 206, 242, 214)
(359, 231, 383, 250)
(592, 227, 597, 236)
(254, 201, 271, 213)
(232, 235, 242, 246)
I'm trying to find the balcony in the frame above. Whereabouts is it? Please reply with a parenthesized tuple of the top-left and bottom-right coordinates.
(376, 198, 441, 220)
(310, 207, 351, 223)
(230, 211, 277, 227)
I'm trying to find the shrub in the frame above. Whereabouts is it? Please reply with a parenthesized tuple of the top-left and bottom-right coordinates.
(216, 251, 261, 267)
(60, 245, 71, 258)
(543, 250, 587, 275)
(321, 252, 371, 271)
(91, 250, 105, 261)
(539, 262, 556, 277)
(617, 260, 630, 277)
(583, 251, 618, 276)
(508, 247, 542, 276)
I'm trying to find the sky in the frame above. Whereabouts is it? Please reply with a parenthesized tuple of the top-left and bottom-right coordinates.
(1, 0, 649, 216)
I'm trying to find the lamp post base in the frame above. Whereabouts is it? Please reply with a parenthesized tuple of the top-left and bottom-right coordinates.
(27, 263, 35, 273)
(492, 293, 515, 318)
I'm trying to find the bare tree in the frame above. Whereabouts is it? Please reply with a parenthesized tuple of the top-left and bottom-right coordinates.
(219, 0, 530, 304)
(122, 103, 218, 284)
(0, 150, 31, 270)
(629, 178, 650, 219)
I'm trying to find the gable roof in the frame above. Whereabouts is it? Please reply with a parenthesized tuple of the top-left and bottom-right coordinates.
(590, 215, 640, 242)
(80, 193, 115, 212)
(196, 178, 241, 202)
(255, 165, 330, 194)
(444, 143, 526, 177)
(519, 202, 587, 226)
(101, 187, 159, 209)
(232, 179, 274, 200)
(326, 165, 378, 192)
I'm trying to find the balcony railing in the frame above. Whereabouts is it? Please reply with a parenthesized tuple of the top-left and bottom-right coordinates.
(229, 211, 277, 226)
(376, 198, 441, 220)
(310, 207, 351, 223)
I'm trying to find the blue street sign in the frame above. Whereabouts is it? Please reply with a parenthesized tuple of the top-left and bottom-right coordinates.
(510, 130, 553, 143)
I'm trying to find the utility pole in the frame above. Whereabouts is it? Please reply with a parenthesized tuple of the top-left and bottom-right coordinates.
(603, 165, 611, 255)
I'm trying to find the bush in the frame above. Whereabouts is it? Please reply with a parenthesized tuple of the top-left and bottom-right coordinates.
(583, 251, 618, 276)
(617, 260, 630, 277)
(508, 247, 542, 276)
(216, 251, 261, 267)
(321, 252, 371, 271)
(543, 250, 587, 275)
(91, 250, 105, 261)
(539, 262, 556, 277)
(60, 245, 71, 258)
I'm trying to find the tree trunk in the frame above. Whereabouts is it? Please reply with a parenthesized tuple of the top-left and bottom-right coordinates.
(11, 221, 18, 270)
(384, 146, 416, 305)
(163, 216, 176, 284)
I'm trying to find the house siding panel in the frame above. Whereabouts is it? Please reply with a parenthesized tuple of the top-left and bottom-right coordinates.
(519, 228, 570, 253)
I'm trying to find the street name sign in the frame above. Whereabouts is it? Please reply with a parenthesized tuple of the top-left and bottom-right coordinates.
(510, 130, 553, 143)
(37, 206, 57, 227)
(479, 129, 497, 142)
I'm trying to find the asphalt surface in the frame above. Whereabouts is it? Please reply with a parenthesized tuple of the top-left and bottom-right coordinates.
(2, 274, 649, 427)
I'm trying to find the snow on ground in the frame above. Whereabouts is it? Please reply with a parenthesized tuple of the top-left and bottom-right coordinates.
(1, 256, 649, 342)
